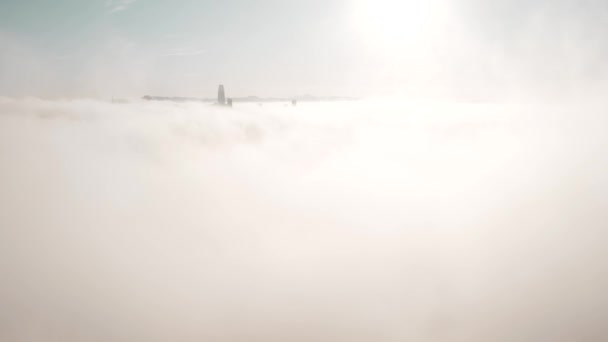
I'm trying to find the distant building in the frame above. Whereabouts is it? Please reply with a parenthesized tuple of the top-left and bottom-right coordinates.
(217, 85, 226, 105)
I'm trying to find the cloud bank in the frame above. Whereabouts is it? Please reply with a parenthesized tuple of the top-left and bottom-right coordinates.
(1, 98, 607, 341)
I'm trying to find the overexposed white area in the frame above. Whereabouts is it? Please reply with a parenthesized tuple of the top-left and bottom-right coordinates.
(1, 98, 607, 341)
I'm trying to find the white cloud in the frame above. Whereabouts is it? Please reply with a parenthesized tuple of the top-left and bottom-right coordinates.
(2, 98, 608, 341)
(106, 0, 137, 13)
(163, 49, 207, 57)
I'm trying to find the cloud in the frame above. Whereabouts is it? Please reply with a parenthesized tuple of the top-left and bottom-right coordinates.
(1, 98, 608, 341)
(52, 54, 78, 60)
(162, 49, 207, 57)
(106, 0, 137, 13)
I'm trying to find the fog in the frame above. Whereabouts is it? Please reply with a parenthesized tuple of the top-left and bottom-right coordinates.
(2, 0, 608, 340)
(1, 96, 608, 341)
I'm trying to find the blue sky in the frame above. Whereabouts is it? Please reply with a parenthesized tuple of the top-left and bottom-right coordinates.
(1, 0, 607, 99)
(0, 0, 363, 98)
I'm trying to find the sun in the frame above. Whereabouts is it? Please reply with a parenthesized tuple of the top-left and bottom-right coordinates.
(351, 0, 447, 55)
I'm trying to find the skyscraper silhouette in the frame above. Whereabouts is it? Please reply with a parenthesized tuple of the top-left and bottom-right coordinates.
(217, 85, 226, 105)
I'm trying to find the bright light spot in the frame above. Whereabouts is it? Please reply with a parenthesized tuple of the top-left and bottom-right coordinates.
(351, 0, 448, 56)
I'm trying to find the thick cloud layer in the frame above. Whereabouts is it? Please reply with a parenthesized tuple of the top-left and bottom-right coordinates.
(1, 98, 607, 341)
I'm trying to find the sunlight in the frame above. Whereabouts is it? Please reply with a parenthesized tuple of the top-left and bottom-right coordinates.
(351, 0, 448, 55)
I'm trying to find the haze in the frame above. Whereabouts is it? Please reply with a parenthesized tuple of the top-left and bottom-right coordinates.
(1, 1, 608, 341)
(1, 0, 607, 99)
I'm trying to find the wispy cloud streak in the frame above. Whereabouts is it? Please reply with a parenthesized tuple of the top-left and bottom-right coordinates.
(106, 0, 137, 13)
(163, 49, 207, 57)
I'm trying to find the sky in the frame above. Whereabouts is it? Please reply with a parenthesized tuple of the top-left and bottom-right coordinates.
(1, 0, 608, 99)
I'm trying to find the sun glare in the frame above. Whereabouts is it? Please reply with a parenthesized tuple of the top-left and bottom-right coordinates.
(352, 0, 447, 55)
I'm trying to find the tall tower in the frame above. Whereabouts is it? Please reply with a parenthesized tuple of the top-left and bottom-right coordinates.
(217, 85, 226, 105)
